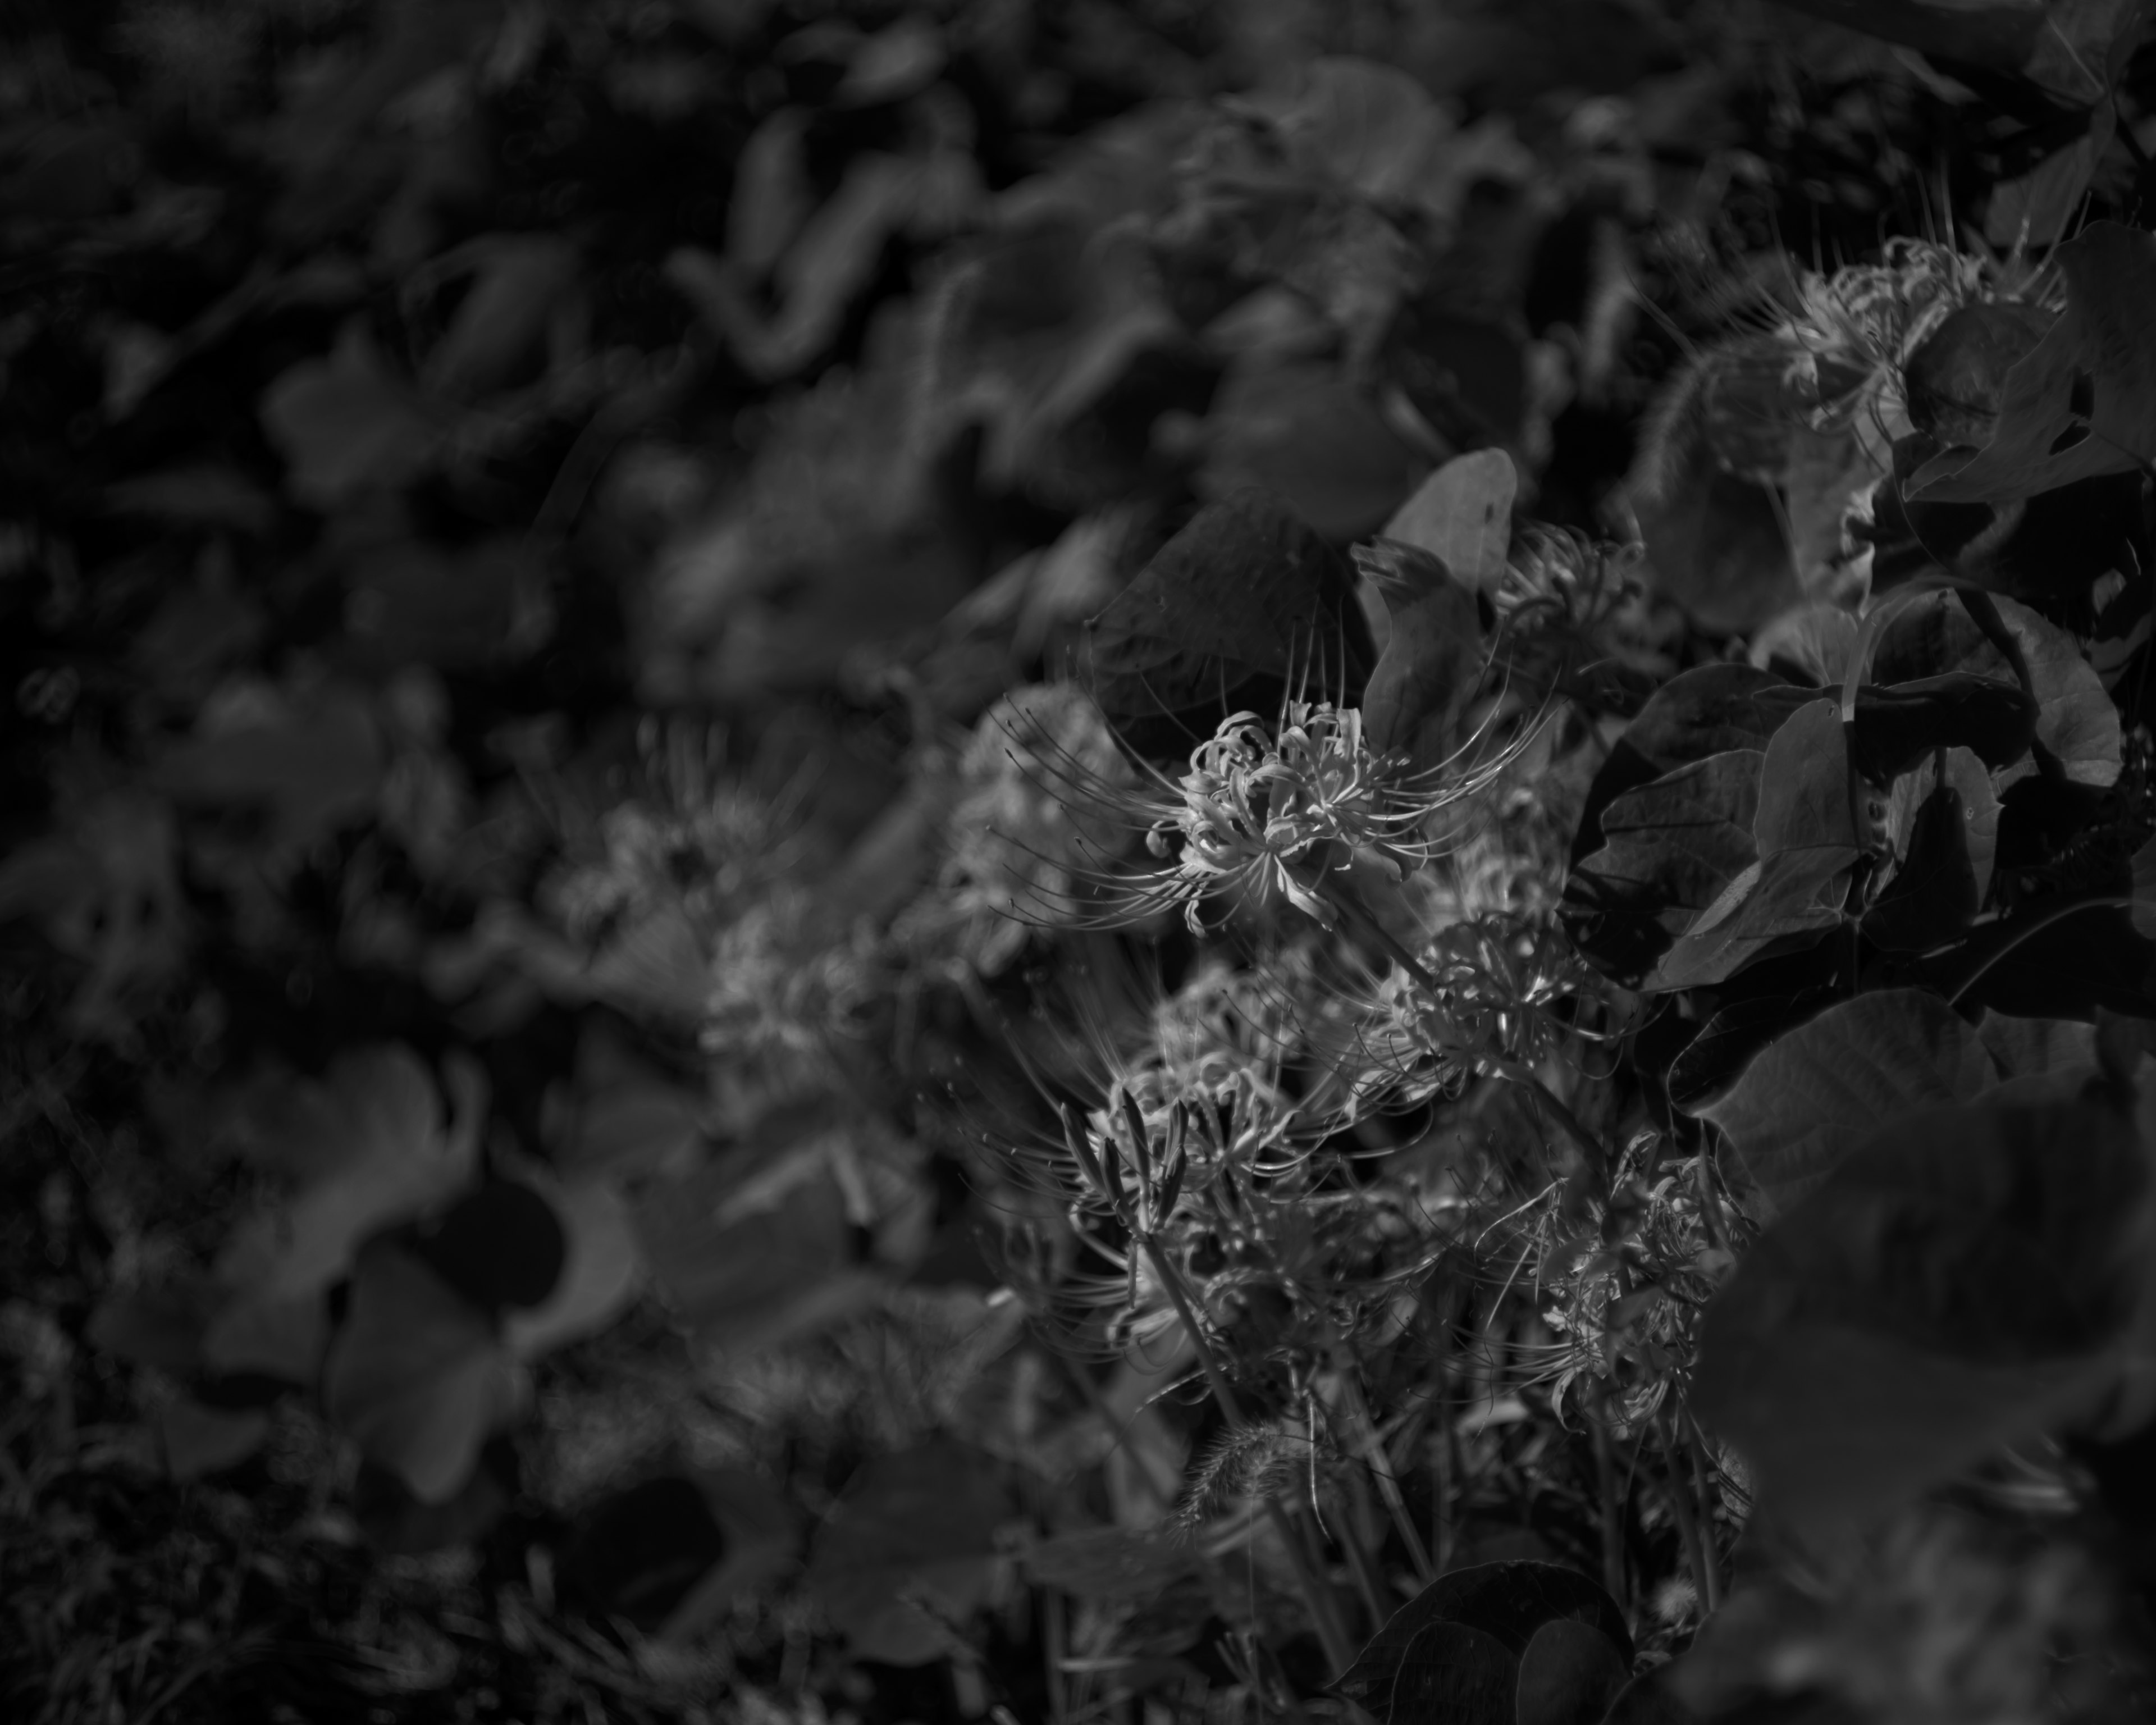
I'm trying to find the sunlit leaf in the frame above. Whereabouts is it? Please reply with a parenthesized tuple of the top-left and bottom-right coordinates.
(1379, 449, 1517, 592)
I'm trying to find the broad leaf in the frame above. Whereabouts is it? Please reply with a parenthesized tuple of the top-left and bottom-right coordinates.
(1908, 223, 2156, 505)
(1691, 988, 1996, 1215)
(1080, 487, 1377, 727)
(1864, 745, 2000, 951)
(1572, 664, 1804, 862)
(323, 1239, 523, 1505)
(1564, 751, 1764, 985)
(1514, 1618, 1630, 1725)
(1337, 1560, 1632, 1725)
(1380, 449, 1517, 591)
(1752, 699, 1858, 854)
(1694, 1094, 2147, 1547)
(1382, 1620, 1515, 1725)
(1645, 846, 1853, 992)
(1872, 591, 2120, 787)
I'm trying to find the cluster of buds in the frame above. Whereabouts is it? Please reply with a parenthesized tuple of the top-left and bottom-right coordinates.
(1061, 1090, 1193, 1241)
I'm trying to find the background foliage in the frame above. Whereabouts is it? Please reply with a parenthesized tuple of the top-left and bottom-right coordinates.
(9, 0, 2156, 1722)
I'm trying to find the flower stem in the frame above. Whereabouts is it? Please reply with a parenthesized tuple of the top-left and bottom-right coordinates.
(1136, 1233, 1359, 1674)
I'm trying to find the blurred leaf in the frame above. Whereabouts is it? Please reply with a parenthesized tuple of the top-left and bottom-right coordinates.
(413, 233, 579, 400)
(324, 1239, 523, 1505)
(88, 1279, 217, 1375)
(261, 325, 442, 506)
(216, 1046, 483, 1302)
(1200, 359, 1424, 540)
(1986, 100, 2116, 252)
(807, 1438, 1016, 1665)
(410, 1179, 566, 1312)
(635, 1135, 879, 1350)
(834, 16, 944, 106)
(200, 1291, 329, 1384)
(725, 108, 813, 273)
(502, 1178, 643, 1358)
(1080, 487, 1376, 729)
(1909, 223, 2156, 505)
(656, 1467, 802, 1642)
(1514, 1617, 1631, 1725)
(1767, 0, 2146, 103)
(158, 1396, 270, 1481)
(1692, 988, 1997, 1215)
(1380, 449, 1517, 592)
(1021, 1527, 1199, 1602)
(1694, 1094, 2147, 1548)
(1259, 57, 1452, 206)
(154, 679, 386, 850)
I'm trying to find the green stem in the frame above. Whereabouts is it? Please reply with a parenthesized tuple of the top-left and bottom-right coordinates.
(1944, 893, 2137, 1007)
(1136, 1234, 1359, 1674)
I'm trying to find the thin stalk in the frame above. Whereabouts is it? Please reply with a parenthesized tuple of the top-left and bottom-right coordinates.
(1683, 1413, 1723, 1614)
(1332, 1355, 1436, 1586)
(1660, 1404, 1715, 1622)
(1136, 1233, 1359, 1674)
(1591, 1403, 1625, 1616)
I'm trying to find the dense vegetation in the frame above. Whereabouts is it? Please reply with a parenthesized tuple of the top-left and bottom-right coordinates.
(10, 1, 2156, 1721)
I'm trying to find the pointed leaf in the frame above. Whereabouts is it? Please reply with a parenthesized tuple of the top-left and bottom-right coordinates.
(1380, 449, 1517, 591)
